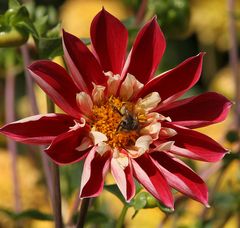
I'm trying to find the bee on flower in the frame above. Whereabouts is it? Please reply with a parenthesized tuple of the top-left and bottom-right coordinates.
(0, 9, 232, 209)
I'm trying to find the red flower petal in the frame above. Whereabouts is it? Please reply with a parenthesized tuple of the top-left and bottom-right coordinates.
(80, 148, 110, 198)
(122, 17, 165, 84)
(62, 30, 106, 92)
(163, 123, 228, 162)
(150, 151, 208, 205)
(132, 153, 174, 209)
(159, 92, 232, 128)
(45, 125, 90, 165)
(139, 53, 204, 104)
(28, 61, 81, 119)
(0, 114, 74, 144)
(111, 156, 135, 202)
(90, 8, 128, 74)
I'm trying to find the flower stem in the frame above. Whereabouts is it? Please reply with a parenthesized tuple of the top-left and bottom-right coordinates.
(20, 44, 54, 203)
(5, 56, 21, 213)
(47, 98, 63, 228)
(116, 205, 129, 228)
(76, 198, 91, 228)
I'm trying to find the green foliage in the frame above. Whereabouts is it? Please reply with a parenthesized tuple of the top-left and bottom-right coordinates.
(0, 208, 53, 221)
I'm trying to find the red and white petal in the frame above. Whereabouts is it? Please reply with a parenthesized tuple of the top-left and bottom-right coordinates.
(111, 156, 135, 202)
(80, 147, 111, 198)
(139, 53, 204, 105)
(119, 74, 143, 101)
(92, 83, 106, 105)
(136, 92, 161, 112)
(62, 30, 106, 92)
(105, 71, 121, 96)
(76, 92, 93, 116)
(152, 141, 174, 152)
(159, 92, 232, 129)
(90, 8, 128, 74)
(0, 114, 74, 144)
(28, 61, 81, 119)
(122, 17, 165, 84)
(45, 124, 91, 165)
(140, 122, 161, 140)
(132, 154, 174, 209)
(90, 131, 108, 145)
(163, 123, 228, 162)
(150, 152, 208, 205)
(159, 127, 177, 138)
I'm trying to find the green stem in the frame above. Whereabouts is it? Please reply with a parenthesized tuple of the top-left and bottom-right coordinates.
(46, 98, 63, 228)
(116, 205, 129, 228)
(76, 198, 91, 228)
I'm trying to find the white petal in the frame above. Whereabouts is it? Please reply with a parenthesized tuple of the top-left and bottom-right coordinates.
(119, 73, 143, 101)
(90, 131, 108, 145)
(76, 92, 93, 116)
(140, 122, 161, 140)
(95, 142, 111, 156)
(159, 127, 177, 138)
(69, 118, 86, 131)
(76, 137, 93, 151)
(92, 83, 105, 105)
(135, 135, 153, 154)
(153, 141, 175, 152)
(136, 92, 161, 112)
(105, 71, 121, 96)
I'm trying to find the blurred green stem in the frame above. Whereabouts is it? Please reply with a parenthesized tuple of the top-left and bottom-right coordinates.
(20, 44, 54, 204)
(76, 198, 91, 228)
(5, 55, 21, 213)
(47, 98, 63, 228)
(116, 205, 129, 228)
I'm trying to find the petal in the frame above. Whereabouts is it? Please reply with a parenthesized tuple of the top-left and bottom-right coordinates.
(111, 156, 135, 202)
(132, 153, 174, 209)
(90, 131, 108, 145)
(136, 92, 161, 112)
(122, 17, 166, 84)
(92, 83, 106, 105)
(28, 61, 81, 119)
(119, 73, 143, 101)
(76, 92, 93, 116)
(105, 72, 121, 96)
(62, 30, 106, 92)
(159, 92, 232, 128)
(163, 123, 228, 162)
(139, 53, 204, 104)
(140, 122, 161, 140)
(0, 114, 74, 144)
(150, 152, 208, 205)
(45, 124, 90, 165)
(80, 147, 110, 198)
(90, 8, 128, 74)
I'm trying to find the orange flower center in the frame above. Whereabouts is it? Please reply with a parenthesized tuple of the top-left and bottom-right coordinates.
(91, 96, 146, 148)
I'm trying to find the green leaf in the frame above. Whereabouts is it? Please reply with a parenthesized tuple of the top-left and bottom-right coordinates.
(34, 15, 48, 36)
(8, 0, 21, 10)
(104, 184, 126, 204)
(0, 208, 53, 221)
(133, 192, 147, 210)
(38, 37, 63, 59)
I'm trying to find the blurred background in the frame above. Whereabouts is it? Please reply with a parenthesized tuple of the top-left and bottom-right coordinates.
(0, 0, 239, 227)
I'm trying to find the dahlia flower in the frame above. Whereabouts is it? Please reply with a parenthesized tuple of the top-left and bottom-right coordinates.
(0, 9, 231, 209)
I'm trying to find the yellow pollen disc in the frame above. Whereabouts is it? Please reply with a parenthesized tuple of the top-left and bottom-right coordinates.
(92, 96, 143, 148)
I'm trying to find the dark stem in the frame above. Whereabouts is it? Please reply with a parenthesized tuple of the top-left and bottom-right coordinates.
(76, 198, 91, 228)
(5, 60, 21, 213)
(47, 98, 63, 228)
(20, 44, 54, 203)
(116, 205, 129, 228)
(135, 0, 148, 25)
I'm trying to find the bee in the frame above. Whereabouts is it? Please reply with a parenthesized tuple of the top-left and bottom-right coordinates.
(117, 104, 139, 132)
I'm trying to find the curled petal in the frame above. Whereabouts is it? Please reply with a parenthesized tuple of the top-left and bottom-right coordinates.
(90, 131, 108, 145)
(105, 71, 121, 96)
(140, 122, 161, 140)
(163, 123, 228, 162)
(152, 141, 174, 152)
(150, 152, 208, 205)
(119, 73, 143, 101)
(111, 156, 135, 202)
(139, 53, 204, 104)
(76, 92, 93, 116)
(91, 8, 128, 74)
(159, 127, 177, 138)
(80, 147, 110, 198)
(92, 83, 105, 105)
(0, 114, 74, 144)
(62, 30, 106, 92)
(45, 124, 91, 165)
(28, 61, 81, 118)
(122, 17, 165, 84)
(159, 92, 232, 128)
(136, 92, 161, 112)
(132, 153, 174, 209)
